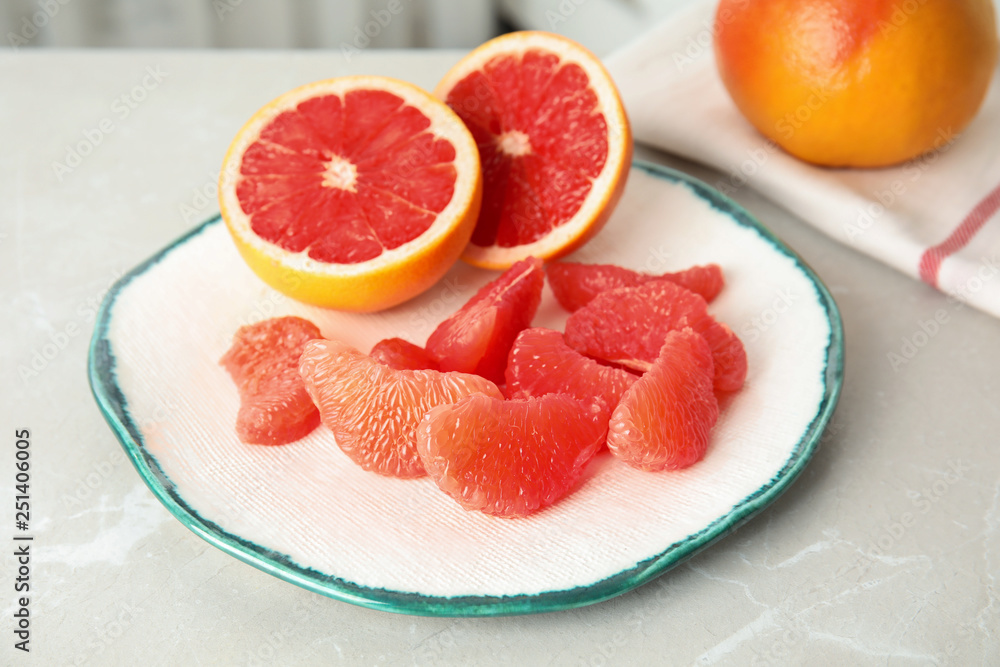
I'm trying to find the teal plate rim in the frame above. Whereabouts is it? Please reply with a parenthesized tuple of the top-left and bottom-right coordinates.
(88, 160, 845, 617)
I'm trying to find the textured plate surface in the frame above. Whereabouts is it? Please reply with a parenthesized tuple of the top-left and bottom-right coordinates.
(88, 162, 843, 616)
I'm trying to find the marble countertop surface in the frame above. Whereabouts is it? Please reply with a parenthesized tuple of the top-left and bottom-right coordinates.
(1, 49, 997, 666)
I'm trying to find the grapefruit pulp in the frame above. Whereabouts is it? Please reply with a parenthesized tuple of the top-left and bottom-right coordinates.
(505, 327, 637, 420)
(425, 256, 545, 384)
(298, 339, 502, 478)
(220, 316, 321, 446)
(547, 262, 725, 311)
(370, 337, 438, 371)
(417, 393, 606, 517)
(608, 329, 719, 471)
(564, 280, 747, 392)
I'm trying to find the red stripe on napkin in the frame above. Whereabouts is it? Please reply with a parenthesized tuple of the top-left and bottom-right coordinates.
(919, 182, 1000, 287)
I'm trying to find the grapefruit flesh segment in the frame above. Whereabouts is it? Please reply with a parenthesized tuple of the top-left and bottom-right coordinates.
(298, 339, 502, 478)
(435, 32, 632, 268)
(236, 89, 457, 264)
(546, 262, 725, 311)
(370, 337, 438, 371)
(425, 256, 545, 384)
(608, 329, 719, 471)
(219, 316, 322, 446)
(564, 280, 747, 392)
(416, 394, 606, 517)
(505, 327, 637, 420)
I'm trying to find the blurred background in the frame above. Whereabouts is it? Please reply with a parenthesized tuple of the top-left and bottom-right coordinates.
(0, 0, 695, 56)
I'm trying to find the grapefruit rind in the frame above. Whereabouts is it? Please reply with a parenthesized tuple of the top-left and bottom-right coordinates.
(219, 76, 483, 312)
(434, 32, 633, 269)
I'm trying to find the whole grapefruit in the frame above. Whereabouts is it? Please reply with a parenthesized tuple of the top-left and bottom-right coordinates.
(714, 0, 999, 167)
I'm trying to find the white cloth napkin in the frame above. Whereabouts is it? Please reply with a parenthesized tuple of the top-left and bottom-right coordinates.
(605, 1, 1000, 320)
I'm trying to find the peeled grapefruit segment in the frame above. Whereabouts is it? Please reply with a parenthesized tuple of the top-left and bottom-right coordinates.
(416, 394, 606, 518)
(219, 76, 482, 312)
(564, 280, 747, 392)
(608, 329, 719, 471)
(435, 31, 632, 269)
(219, 316, 321, 446)
(425, 256, 545, 384)
(298, 339, 502, 478)
(505, 327, 637, 419)
(370, 337, 438, 371)
(546, 262, 725, 311)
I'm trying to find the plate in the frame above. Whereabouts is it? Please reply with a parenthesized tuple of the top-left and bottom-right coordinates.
(88, 161, 843, 616)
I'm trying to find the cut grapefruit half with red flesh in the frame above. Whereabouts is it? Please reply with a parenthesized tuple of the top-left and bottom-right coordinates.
(505, 327, 637, 420)
(435, 31, 632, 269)
(219, 76, 482, 311)
(298, 339, 502, 478)
(370, 337, 438, 371)
(608, 329, 719, 472)
(546, 262, 725, 312)
(424, 256, 545, 384)
(416, 393, 606, 518)
(220, 316, 322, 446)
(564, 280, 748, 393)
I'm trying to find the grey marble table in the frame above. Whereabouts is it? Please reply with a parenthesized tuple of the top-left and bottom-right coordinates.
(1, 50, 997, 666)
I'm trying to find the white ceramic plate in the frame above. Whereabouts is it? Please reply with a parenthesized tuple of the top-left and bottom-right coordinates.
(89, 162, 843, 616)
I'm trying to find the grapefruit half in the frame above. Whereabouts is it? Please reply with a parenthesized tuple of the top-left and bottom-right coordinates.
(435, 32, 632, 269)
(219, 76, 482, 312)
